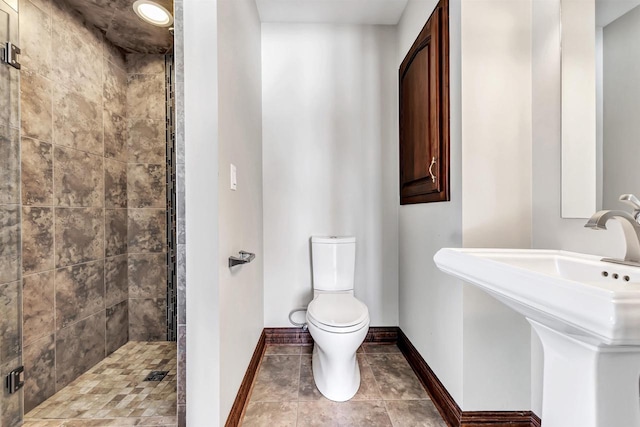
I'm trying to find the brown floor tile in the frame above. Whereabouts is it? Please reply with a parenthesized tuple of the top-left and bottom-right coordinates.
(385, 400, 447, 427)
(296, 400, 337, 426)
(250, 355, 300, 402)
(362, 344, 401, 354)
(351, 354, 382, 401)
(264, 345, 302, 355)
(243, 341, 444, 426)
(298, 355, 329, 402)
(297, 400, 393, 426)
(367, 353, 429, 400)
(23, 422, 63, 427)
(334, 400, 393, 426)
(242, 401, 297, 427)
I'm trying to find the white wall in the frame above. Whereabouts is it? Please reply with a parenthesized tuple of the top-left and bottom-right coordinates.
(530, 2, 559, 414)
(460, 0, 533, 411)
(261, 23, 399, 327)
(602, 5, 640, 209)
(184, 0, 264, 424)
(217, 0, 264, 423)
(184, 0, 220, 423)
(396, 0, 464, 404)
(398, 0, 534, 411)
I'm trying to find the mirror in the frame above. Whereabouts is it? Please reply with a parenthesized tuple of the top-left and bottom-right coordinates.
(596, 0, 640, 210)
(561, 0, 640, 217)
(561, 0, 596, 218)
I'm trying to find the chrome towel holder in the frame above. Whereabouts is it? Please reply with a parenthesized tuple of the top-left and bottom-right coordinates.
(228, 251, 255, 268)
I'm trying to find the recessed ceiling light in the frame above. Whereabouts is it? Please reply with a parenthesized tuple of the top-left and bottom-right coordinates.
(133, 0, 174, 27)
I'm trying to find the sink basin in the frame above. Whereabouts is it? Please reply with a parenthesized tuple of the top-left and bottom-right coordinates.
(433, 248, 640, 345)
(434, 248, 640, 427)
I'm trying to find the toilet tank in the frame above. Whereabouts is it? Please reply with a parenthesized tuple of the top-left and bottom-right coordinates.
(311, 236, 356, 292)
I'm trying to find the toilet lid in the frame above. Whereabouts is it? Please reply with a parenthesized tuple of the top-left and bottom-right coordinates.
(307, 293, 369, 328)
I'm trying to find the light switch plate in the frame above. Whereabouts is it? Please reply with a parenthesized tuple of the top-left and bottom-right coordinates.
(230, 164, 237, 191)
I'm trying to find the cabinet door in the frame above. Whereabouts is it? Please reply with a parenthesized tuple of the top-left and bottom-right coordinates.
(399, 0, 449, 205)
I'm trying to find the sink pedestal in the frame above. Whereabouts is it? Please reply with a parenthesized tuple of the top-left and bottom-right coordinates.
(530, 320, 640, 427)
(434, 248, 640, 427)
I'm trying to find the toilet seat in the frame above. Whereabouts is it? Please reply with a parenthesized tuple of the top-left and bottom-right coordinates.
(307, 293, 369, 334)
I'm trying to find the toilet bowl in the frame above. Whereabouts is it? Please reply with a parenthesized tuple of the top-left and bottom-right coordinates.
(305, 236, 370, 402)
(306, 292, 370, 401)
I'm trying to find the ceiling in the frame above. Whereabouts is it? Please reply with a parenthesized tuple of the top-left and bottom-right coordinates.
(255, 0, 409, 25)
(64, 0, 174, 54)
(596, 0, 640, 27)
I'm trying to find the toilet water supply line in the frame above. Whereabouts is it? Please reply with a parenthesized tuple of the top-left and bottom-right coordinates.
(289, 307, 308, 331)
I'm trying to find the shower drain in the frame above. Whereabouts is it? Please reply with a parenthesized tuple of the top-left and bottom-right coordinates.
(144, 371, 169, 381)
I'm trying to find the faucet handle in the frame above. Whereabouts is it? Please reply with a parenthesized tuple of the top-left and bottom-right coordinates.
(620, 194, 640, 210)
(620, 194, 640, 221)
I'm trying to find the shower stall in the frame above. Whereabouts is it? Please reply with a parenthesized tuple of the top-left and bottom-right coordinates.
(0, 0, 180, 424)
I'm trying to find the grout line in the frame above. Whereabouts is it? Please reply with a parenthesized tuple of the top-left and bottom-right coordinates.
(102, 45, 108, 358)
(51, 258, 104, 273)
(16, 102, 25, 404)
(367, 350, 385, 402)
(383, 399, 397, 427)
(296, 352, 301, 401)
(51, 64, 58, 394)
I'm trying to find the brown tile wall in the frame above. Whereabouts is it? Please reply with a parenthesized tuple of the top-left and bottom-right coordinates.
(0, 0, 25, 425)
(19, 0, 129, 413)
(173, 1, 186, 423)
(126, 54, 167, 341)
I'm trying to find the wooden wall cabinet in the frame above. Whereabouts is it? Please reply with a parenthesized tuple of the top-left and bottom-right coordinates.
(399, 0, 450, 205)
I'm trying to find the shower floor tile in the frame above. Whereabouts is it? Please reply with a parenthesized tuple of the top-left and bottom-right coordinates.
(24, 341, 177, 427)
(241, 343, 447, 427)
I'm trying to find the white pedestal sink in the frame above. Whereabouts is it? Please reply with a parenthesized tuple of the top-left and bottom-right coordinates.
(434, 248, 640, 427)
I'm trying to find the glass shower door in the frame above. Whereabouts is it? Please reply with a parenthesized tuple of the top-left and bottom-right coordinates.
(0, 0, 22, 425)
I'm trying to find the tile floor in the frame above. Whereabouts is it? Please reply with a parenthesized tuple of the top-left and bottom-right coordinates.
(24, 341, 177, 427)
(241, 343, 447, 427)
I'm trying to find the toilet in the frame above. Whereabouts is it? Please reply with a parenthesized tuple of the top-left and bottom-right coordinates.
(305, 236, 370, 402)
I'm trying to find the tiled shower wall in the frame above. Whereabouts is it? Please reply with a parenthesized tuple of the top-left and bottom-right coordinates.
(19, 0, 129, 413)
(0, 0, 23, 424)
(16, 0, 171, 417)
(126, 54, 168, 341)
(173, 1, 186, 424)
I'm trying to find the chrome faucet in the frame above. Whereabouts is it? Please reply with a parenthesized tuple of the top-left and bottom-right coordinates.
(585, 194, 640, 266)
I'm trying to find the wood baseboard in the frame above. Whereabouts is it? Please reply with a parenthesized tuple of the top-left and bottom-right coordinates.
(397, 328, 541, 427)
(264, 327, 313, 345)
(459, 412, 537, 427)
(364, 326, 400, 343)
(264, 326, 398, 345)
(227, 327, 541, 427)
(530, 413, 542, 427)
(224, 330, 266, 427)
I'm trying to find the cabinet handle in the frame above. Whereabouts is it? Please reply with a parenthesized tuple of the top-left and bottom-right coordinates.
(428, 157, 437, 183)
